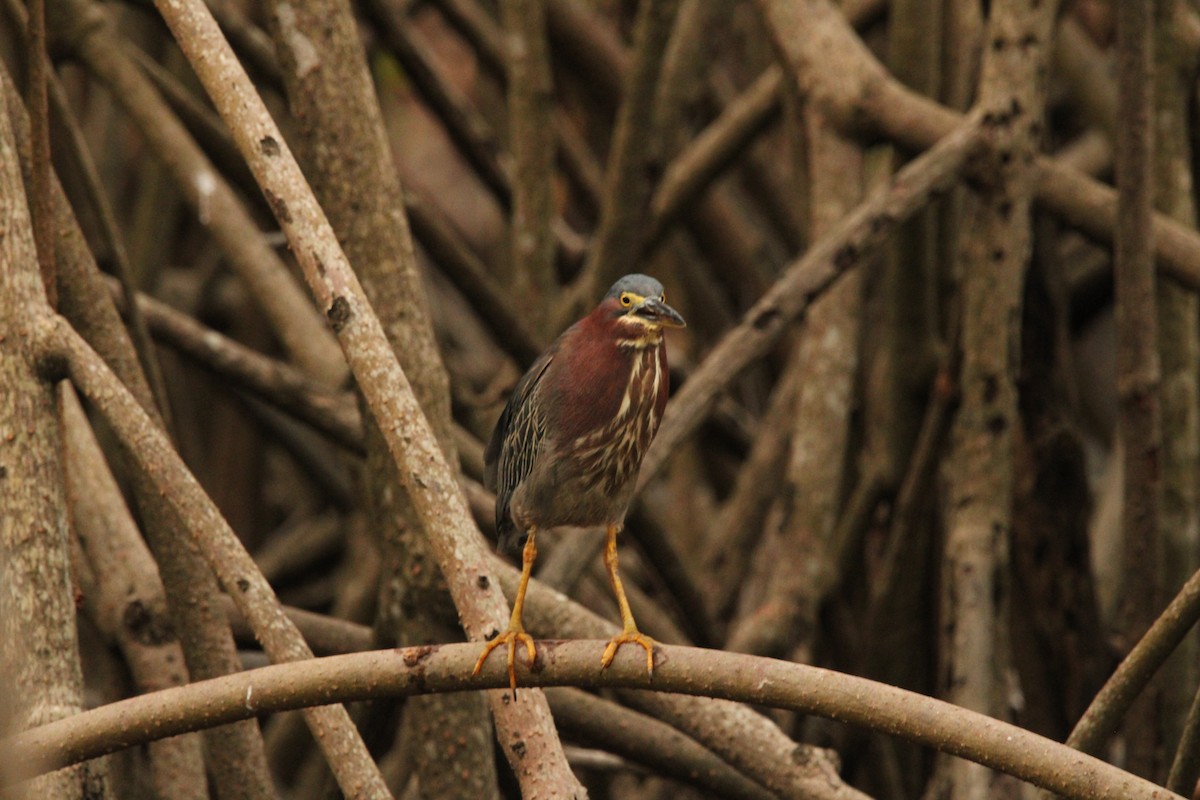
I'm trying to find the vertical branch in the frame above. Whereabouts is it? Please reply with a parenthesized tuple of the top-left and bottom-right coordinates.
(1, 68, 279, 800)
(1152, 0, 1200, 768)
(61, 389, 207, 800)
(561, 0, 682, 321)
(26, 0, 54, 306)
(862, 0, 944, 490)
(1114, 0, 1163, 779)
(264, 0, 498, 794)
(504, 0, 557, 318)
(724, 67, 865, 659)
(0, 79, 99, 800)
(933, 1, 1055, 797)
(44, 72, 174, 433)
(49, 0, 348, 387)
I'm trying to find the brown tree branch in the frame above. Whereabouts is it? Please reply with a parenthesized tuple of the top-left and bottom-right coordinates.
(643, 67, 782, 256)
(560, 0, 682, 319)
(932, 2, 1055, 796)
(148, 0, 582, 793)
(755, 0, 1200, 292)
(493, 555, 861, 799)
(544, 687, 776, 800)
(404, 191, 546, 366)
(363, 0, 584, 279)
(39, 317, 391, 797)
(422, 0, 606, 220)
(1152, 0, 1200, 775)
(503, 0, 557, 310)
(50, 0, 348, 386)
(61, 389, 207, 800)
(0, 64, 278, 799)
(45, 65, 173, 432)
(106, 279, 364, 453)
(1112, 0, 1163, 778)
(1066, 560, 1200, 758)
(5, 641, 1182, 800)
(223, 601, 777, 799)
(26, 0, 57, 308)
(638, 113, 986, 489)
(0, 70, 98, 800)
(265, 0, 499, 793)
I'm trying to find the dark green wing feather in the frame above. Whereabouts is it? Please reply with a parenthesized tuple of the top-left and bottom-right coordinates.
(485, 350, 554, 552)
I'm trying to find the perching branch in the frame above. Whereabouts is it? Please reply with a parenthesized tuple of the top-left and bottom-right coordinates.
(5, 641, 1181, 800)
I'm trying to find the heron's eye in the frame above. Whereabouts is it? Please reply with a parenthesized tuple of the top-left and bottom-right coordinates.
(620, 293, 633, 307)
(660, 293, 666, 302)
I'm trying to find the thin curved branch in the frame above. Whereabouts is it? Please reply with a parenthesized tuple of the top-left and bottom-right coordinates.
(1066, 564, 1200, 754)
(223, 602, 773, 799)
(546, 686, 776, 800)
(5, 641, 1180, 800)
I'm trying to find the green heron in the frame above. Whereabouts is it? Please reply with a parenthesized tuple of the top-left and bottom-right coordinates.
(474, 274, 685, 688)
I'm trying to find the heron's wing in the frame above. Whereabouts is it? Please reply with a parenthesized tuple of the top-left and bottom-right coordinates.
(485, 350, 554, 549)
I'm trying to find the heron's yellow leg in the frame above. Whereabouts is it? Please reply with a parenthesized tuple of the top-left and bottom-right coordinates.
(599, 524, 655, 675)
(473, 528, 538, 689)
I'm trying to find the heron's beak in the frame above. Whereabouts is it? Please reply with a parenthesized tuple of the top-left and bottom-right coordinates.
(636, 297, 686, 328)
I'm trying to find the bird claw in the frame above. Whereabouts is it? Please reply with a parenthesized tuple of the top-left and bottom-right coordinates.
(474, 628, 537, 690)
(600, 631, 656, 677)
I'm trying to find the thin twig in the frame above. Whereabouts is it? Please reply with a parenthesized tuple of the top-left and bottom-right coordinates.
(1168, 682, 1200, 793)
(644, 68, 782, 254)
(1065, 564, 1200, 756)
(1110, 0, 1162, 778)
(42, 61, 174, 432)
(62, 389, 207, 800)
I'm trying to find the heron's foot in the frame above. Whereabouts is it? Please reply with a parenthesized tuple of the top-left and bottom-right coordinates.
(473, 627, 537, 690)
(600, 629, 656, 677)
